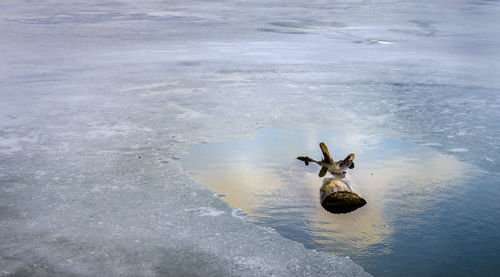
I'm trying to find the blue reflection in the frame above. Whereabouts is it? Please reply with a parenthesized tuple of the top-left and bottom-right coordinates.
(181, 127, 500, 277)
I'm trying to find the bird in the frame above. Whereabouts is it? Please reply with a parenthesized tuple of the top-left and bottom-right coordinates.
(297, 142, 355, 178)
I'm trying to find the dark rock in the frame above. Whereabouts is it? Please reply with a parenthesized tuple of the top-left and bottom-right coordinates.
(321, 191, 367, 214)
(319, 178, 366, 214)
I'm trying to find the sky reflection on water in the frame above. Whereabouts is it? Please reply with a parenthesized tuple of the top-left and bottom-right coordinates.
(181, 127, 498, 276)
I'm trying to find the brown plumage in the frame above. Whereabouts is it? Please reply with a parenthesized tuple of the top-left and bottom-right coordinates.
(297, 142, 355, 178)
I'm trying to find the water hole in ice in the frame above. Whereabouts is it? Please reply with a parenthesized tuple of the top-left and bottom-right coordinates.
(181, 126, 500, 277)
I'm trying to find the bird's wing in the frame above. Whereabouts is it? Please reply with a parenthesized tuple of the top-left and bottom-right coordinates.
(319, 142, 333, 164)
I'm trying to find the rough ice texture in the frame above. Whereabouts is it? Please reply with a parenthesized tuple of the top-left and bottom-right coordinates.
(1, 0, 499, 275)
(0, 0, 377, 276)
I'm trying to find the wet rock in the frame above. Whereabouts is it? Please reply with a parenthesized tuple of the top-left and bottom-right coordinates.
(320, 178, 366, 214)
(321, 191, 367, 214)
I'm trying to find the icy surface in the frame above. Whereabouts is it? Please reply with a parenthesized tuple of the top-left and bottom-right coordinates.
(0, 0, 499, 276)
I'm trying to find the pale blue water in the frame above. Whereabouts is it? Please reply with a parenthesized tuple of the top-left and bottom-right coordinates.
(182, 127, 500, 276)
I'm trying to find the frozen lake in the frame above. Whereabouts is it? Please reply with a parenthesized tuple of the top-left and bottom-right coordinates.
(1, 0, 499, 276)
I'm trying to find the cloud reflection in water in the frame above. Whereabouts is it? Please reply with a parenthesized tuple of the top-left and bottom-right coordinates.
(181, 127, 469, 264)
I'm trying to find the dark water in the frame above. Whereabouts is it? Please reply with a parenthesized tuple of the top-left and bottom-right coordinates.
(182, 127, 500, 276)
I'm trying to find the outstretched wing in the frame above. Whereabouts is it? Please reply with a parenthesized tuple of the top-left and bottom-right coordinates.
(319, 142, 333, 164)
(319, 166, 328, 177)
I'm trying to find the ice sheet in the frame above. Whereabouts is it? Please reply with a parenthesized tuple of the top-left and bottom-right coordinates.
(1, 0, 499, 275)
